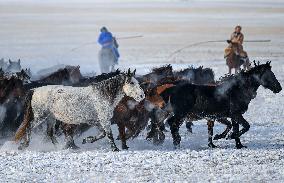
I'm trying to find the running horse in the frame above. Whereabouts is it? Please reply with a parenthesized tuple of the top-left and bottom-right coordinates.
(161, 61, 282, 149)
(226, 42, 251, 74)
(111, 65, 175, 149)
(14, 69, 145, 151)
(0, 73, 28, 136)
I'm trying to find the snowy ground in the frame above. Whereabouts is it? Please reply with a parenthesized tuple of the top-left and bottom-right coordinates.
(0, 0, 284, 182)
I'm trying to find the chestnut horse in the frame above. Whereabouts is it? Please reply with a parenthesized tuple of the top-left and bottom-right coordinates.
(226, 43, 251, 74)
(111, 65, 175, 149)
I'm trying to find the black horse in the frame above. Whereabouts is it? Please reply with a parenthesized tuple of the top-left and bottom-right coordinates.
(173, 66, 216, 133)
(161, 61, 282, 149)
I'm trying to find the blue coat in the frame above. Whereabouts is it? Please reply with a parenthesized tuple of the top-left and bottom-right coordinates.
(98, 32, 113, 46)
(98, 31, 120, 60)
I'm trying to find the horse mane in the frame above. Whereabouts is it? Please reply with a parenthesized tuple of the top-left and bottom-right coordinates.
(151, 64, 172, 75)
(174, 65, 215, 85)
(91, 70, 126, 102)
(76, 70, 121, 87)
(218, 61, 269, 84)
(215, 62, 271, 97)
(75, 70, 126, 101)
(39, 67, 70, 83)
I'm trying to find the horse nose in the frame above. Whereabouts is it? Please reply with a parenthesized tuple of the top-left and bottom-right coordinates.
(140, 94, 144, 98)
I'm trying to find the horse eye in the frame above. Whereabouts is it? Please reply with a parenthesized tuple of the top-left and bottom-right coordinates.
(130, 82, 134, 85)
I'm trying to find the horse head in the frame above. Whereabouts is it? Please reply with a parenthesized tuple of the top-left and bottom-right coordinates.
(66, 65, 82, 84)
(152, 64, 173, 76)
(7, 59, 22, 73)
(16, 69, 31, 82)
(123, 69, 145, 102)
(0, 76, 25, 104)
(251, 61, 282, 93)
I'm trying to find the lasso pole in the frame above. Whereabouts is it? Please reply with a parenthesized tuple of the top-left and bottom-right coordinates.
(168, 39, 271, 59)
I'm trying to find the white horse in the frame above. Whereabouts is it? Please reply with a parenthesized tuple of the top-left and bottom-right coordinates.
(6, 59, 22, 73)
(98, 47, 117, 73)
(15, 69, 145, 151)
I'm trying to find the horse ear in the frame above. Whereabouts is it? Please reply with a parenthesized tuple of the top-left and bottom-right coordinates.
(76, 65, 80, 69)
(133, 69, 136, 76)
(18, 59, 21, 64)
(268, 61, 271, 65)
(9, 59, 12, 64)
(127, 68, 131, 76)
(257, 61, 260, 66)
(253, 60, 257, 67)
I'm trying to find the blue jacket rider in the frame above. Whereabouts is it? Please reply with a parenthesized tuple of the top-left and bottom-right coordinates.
(98, 27, 120, 62)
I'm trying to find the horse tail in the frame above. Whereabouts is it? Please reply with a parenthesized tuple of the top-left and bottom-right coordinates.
(14, 90, 34, 142)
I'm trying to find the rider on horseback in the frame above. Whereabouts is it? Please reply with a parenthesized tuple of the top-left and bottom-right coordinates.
(224, 25, 250, 72)
(98, 27, 120, 63)
(225, 25, 249, 59)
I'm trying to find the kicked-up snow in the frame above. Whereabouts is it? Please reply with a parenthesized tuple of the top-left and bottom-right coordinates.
(0, 0, 284, 182)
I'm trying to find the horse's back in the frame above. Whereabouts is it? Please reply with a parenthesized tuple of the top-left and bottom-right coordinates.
(31, 85, 100, 125)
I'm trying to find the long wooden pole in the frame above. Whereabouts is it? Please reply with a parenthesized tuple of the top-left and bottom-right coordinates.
(168, 40, 271, 58)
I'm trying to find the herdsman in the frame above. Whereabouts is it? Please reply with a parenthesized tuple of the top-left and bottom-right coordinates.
(224, 25, 250, 63)
(98, 27, 120, 73)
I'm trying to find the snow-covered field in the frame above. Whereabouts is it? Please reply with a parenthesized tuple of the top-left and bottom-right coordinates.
(0, 0, 284, 182)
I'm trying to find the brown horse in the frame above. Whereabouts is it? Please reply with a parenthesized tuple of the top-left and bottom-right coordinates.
(111, 65, 176, 149)
(226, 43, 251, 74)
(112, 84, 173, 149)
(37, 65, 82, 85)
(0, 66, 82, 137)
(0, 75, 27, 136)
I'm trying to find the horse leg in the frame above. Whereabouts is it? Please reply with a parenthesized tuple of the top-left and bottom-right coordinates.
(43, 116, 57, 145)
(207, 120, 217, 148)
(214, 118, 232, 140)
(168, 115, 182, 149)
(18, 124, 32, 150)
(185, 121, 193, 133)
(82, 124, 106, 144)
(62, 123, 79, 149)
(17, 100, 34, 150)
(149, 108, 165, 145)
(46, 120, 58, 145)
(232, 115, 250, 139)
(97, 112, 119, 151)
(229, 67, 232, 75)
(118, 124, 128, 150)
(230, 116, 249, 149)
(124, 126, 135, 140)
(104, 124, 119, 152)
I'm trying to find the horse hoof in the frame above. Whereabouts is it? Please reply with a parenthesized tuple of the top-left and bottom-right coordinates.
(82, 136, 96, 144)
(122, 146, 129, 150)
(112, 147, 120, 152)
(173, 144, 180, 150)
(213, 134, 223, 140)
(187, 128, 193, 133)
(18, 143, 29, 150)
(208, 143, 217, 148)
(67, 145, 80, 150)
(227, 132, 237, 140)
(236, 144, 247, 149)
(18, 145, 25, 150)
(65, 142, 80, 150)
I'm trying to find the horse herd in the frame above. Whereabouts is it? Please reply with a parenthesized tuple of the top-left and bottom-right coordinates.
(0, 59, 282, 151)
